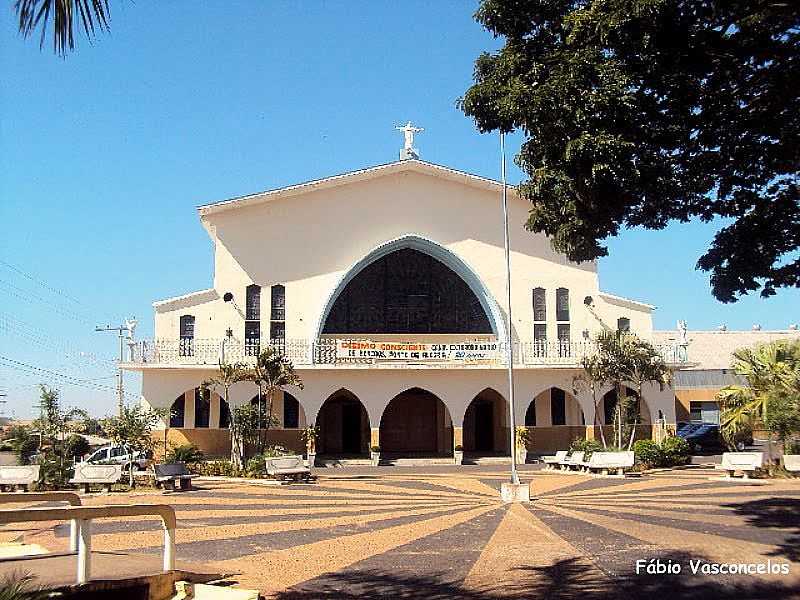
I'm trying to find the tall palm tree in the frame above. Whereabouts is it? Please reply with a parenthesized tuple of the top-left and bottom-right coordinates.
(14, 0, 110, 56)
(202, 361, 250, 469)
(248, 347, 304, 454)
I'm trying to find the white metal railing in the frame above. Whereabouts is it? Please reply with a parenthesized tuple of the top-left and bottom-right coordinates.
(127, 337, 685, 368)
(0, 504, 176, 585)
(0, 491, 81, 552)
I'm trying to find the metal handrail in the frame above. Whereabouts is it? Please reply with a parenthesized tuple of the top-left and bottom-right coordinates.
(0, 492, 81, 552)
(0, 503, 176, 585)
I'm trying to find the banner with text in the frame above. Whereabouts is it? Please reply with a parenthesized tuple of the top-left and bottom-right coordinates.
(335, 340, 499, 362)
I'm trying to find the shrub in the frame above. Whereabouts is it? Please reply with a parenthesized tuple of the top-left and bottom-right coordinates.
(569, 438, 603, 457)
(785, 438, 800, 455)
(166, 444, 204, 464)
(633, 439, 662, 467)
(191, 460, 241, 477)
(661, 436, 691, 466)
(244, 446, 292, 477)
(64, 435, 90, 461)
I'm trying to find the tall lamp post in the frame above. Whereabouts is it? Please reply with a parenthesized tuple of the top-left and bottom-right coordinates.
(499, 132, 529, 501)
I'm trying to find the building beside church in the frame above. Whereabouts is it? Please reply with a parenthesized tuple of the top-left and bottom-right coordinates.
(124, 145, 689, 459)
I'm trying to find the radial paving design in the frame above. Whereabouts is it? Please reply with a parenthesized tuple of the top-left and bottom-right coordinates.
(13, 466, 800, 599)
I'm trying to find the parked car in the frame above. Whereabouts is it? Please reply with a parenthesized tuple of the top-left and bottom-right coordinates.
(85, 445, 150, 471)
(677, 422, 724, 452)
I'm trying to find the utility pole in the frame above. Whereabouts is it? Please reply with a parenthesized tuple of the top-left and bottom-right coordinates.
(95, 319, 136, 417)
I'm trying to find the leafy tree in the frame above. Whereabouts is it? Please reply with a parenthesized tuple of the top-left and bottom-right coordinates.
(248, 347, 304, 455)
(202, 361, 250, 469)
(4, 425, 39, 465)
(64, 434, 90, 461)
(461, 0, 800, 302)
(33, 385, 85, 486)
(14, 0, 111, 56)
(102, 404, 162, 487)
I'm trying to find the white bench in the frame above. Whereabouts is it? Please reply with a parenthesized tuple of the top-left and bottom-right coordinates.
(0, 465, 40, 491)
(561, 451, 585, 471)
(264, 455, 314, 482)
(70, 463, 123, 493)
(715, 452, 764, 479)
(585, 451, 635, 477)
(782, 455, 800, 473)
(542, 450, 568, 469)
(154, 463, 195, 491)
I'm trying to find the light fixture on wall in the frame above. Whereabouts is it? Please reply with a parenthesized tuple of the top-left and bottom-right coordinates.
(223, 291, 242, 313)
(583, 295, 594, 307)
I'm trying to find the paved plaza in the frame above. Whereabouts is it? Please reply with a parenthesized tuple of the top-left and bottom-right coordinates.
(7, 465, 800, 599)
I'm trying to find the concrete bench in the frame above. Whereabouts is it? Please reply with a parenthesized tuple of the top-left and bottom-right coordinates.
(542, 451, 568, 469)
(265, 455, 314, 482)
(715, 452, 764, 479)
(70, 463, 123, 493)
(585, 451, 635, 477)
(561, 451, 584, 471)
(153, 462, 195, 491)
(782, 455, 800, 473)
(0, 465, 40, 491)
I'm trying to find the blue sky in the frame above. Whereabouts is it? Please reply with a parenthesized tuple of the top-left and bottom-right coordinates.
(1, 2, 797, 418)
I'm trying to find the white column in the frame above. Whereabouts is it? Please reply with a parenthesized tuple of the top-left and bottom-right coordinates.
(163, 525, 176, 571)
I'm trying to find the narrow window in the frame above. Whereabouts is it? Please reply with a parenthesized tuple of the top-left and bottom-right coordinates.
(245, 284, 262, 356)
(170, 395, 185, 428)
(617, 317, 631, 333)
(551, 388, 566, 425)
(557, 323, 571, 358)
(532, 287, 546, 322)
(246, 284, 261, 320)
(283, 392, 300, 428)
(194, 388, 210, 428)
(270, 284, 286, 350)
(556, 288, 570, 322)
(179, 315, 195, 357)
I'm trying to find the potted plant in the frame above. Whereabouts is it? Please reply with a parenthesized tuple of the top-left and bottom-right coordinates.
(370, 445, 381, 466)
(515, 426, 530, 465)
(454, 444, 464, 465)
(301, 425, 318, 468)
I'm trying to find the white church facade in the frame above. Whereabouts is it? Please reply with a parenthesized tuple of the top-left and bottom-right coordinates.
(123, 154, 683, 459)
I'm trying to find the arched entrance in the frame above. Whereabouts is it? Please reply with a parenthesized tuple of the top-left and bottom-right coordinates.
(317, 389, 369, 456)
(526, 387, 585, 427)
(380, 388, 452, 456)
(463, 388, 509, 455)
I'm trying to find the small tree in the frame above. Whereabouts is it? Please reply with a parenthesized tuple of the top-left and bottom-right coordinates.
(230, 403, 261, 466)
(202, 361, 250, 469)
(64, 434, 90, 461)
(248, 347, 304, 454)
(574, 353, 610, 448)
(33, 385, 86, 486)
(103, 404, 162, 487)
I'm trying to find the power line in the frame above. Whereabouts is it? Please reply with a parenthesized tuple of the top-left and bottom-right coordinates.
(0, 355, 138, 400)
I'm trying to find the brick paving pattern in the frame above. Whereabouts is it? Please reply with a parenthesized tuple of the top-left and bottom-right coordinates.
(8, 465, 800, 599)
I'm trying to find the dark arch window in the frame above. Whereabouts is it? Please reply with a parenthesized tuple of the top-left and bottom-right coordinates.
(219, 398, 230, 429)
(270, 285, 286, 344)
(525, 400, 537, 426)
(170, 395, 185, 428)
(283, 392, 300, 428)
(550, 388, 566, 426)
(617, 317, 631, 333)
(250, 394, 272, 429)
(323, 248, 492, 334)
(194, 388, 210, 428)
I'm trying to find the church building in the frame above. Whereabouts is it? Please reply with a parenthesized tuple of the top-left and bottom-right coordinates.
(123, 131, 684, 460)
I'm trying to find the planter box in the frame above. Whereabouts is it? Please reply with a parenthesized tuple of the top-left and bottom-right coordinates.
(370, 452, 380, 467)
(454, 451, 463, 465)
(307, 452, 316, 468)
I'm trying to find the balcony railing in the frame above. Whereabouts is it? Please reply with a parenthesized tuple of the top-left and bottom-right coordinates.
(126, 338, 686, 368)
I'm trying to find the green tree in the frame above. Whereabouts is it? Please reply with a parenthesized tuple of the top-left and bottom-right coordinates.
(248, 347, 304, 455)
(202, 361, 250, 469)
(64, 434, 90, 461)
(14, 0, 111, 56)
(718, 340, 800, 457)
(461, 0, 799, 302)
(102, 404, 162, 487)
(33, 385, 86, 486)
(4, 424, 39, 465)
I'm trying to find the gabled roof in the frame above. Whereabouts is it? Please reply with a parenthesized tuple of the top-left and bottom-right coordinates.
(197, 159, 512, 217)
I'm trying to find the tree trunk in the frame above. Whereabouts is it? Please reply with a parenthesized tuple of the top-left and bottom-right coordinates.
(593, 388, 607, 449)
